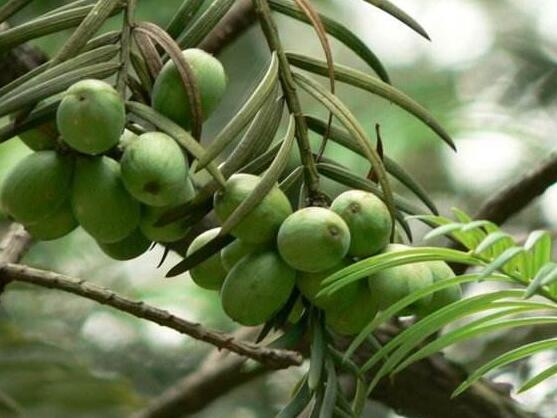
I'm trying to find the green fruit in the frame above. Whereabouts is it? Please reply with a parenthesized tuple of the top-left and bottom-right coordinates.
(331, 190, 392, 257)
(98, 229, 151, 261)
(297, 259, 358, 310)
(221, 250, 296, 326)
(18, 122, 57, 151)
(152, 49, 227, 131)
(214, 173, 292, 244)
(325, 286, 378, 336)
(72, 156, 141, 243)
(121, 132, 188, 207)
(277, 207, 351, 273)
(140, 180, 195, 242)
(416, 261, 462, 316)
(25, 200, 78, 241)
(0, 151, 74, 224)
(0, 139, 33, 220)
(220, 239, 258, 271)
(186, 228, 227, 290)
(368, 244, 434, 314)
(57, 79, 125, 155)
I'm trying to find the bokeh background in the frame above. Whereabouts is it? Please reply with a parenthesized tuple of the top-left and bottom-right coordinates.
(1, 0, 556, 417)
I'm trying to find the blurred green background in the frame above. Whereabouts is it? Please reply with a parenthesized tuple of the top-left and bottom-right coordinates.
(1, 0, 557, 417)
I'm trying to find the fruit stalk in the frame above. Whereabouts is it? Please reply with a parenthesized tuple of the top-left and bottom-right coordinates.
(252, 0, 323, 206)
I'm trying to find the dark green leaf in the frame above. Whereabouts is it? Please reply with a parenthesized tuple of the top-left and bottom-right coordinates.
(270, 0, 389, 82)
(288, 53, 455, 150)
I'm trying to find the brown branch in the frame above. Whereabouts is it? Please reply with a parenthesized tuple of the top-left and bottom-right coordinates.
(0, 263, 303, 369)
(0, 22, 47, 87)
(474, 152, 557, 224)
(198, 0, 255, 54)
(131, 329, 267, 418)
(134, 325, 540, 418)
(0, 224, 32, 294)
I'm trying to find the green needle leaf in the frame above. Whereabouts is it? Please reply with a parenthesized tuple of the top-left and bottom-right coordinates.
(453, 338, 557, 397)
(363, 0, 430, 40)
(196, 52, 279, 170)
(219, 115, 295, 237)
(288, 53, 455, 150)
(270, 0, 389, 82)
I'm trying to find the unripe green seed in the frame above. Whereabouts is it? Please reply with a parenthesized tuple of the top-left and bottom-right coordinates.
(57, 79, 125, 155)
(277, 207, 351, 273)
(186, 228, 227, 291)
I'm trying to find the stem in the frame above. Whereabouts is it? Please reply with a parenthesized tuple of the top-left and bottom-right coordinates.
(116, 0, 136, 96)
(252, 0, 323, 205)
(1, 262, 303, 369)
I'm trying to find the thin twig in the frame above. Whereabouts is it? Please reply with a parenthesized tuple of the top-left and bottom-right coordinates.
(0, 224, 31, 294)
(252, 0, 324, 206)
(0, 262, 303, 369)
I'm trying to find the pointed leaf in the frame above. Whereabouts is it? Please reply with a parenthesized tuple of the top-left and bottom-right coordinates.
(197, 52, 279, 169)
(479, 247, 525, 279)
(177, 0, 236, 49)
(363, 0, 430, 40)
(453, 338, 557, 397)
(363, 291, 529, 389)
(50, 0, 123, 65)
(525, 263, 557, 299)
(270, 0, 389, 82)
(345, 273, 516, 360)
(306, 116, 437, 214)
(277, 379, 312, 418)
(423, 223, 464, 241)
(394, 309, 557, 375)
(167, 234, 234, 277)
(518, 363, 557, 393)
(1, 44, 120, 102)
(319, 358, 337, 418)
(166, 0, 205, 39)
(219, 115, 296, 237)
(0, 62, 120, 119)
(308, 318, 326, 391)
(288, 53, 455, 150)
(293, 71, 396, 232)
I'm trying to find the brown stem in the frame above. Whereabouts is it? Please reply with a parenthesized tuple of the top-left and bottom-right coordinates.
(198, 0, 256, 54)
(252, 0, 323, 205)
(0, 224, 31, 294)
(134, 325, 541, 418)
(1, 262, 303, 369)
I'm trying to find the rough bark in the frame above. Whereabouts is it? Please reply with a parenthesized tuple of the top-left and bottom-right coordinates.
(133, 326, 540, 418)
(474, 152, 557, 225)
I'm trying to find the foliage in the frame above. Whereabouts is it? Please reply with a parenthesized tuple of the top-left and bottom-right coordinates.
(0, 0, 556, 417)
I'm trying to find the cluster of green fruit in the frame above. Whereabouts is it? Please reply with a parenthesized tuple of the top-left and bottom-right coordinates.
(0, 49, 227, 260)
(188, 175, 462, 335)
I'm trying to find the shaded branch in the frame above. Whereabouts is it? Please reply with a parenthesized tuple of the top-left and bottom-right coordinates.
(474, 152, 557, 224)
(131, 329, 267, 418)
(0, 224, 31, 294)
(0, 263, 303, 369)
(0, 22, 48, 87)
(198, 0, 255, 54)
(134, 325, 540, 418)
